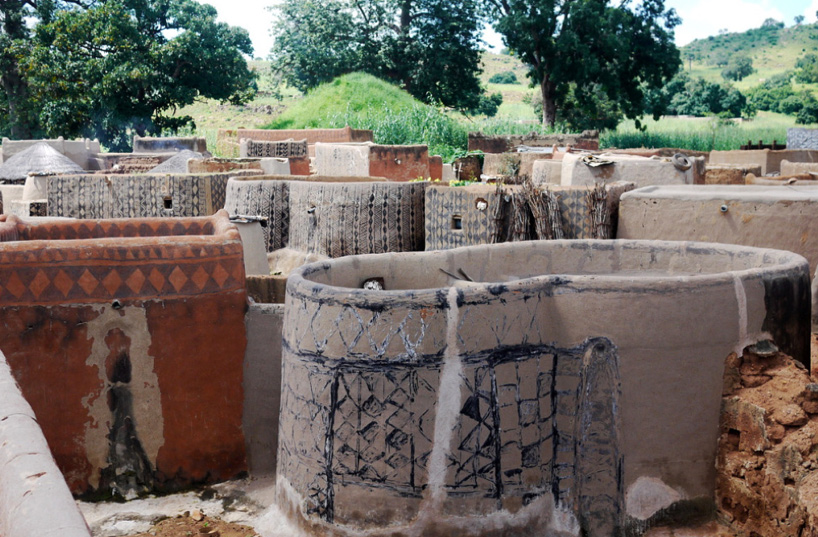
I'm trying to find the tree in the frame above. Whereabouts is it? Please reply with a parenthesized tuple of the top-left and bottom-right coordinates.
(486, 0, 681, 128)
(645, 72, 750, 119)
(795, 54, 818, 83)
(721, 56, 754, 81)
(795, 15, 805, 26)
(2, 0, 256, 149)
(270, 0, 485, 111)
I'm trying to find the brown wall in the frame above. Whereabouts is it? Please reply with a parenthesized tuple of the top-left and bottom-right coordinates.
(0, 213, 248, 496)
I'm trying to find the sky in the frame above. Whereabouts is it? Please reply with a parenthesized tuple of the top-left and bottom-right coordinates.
(198, 0, 818, 59)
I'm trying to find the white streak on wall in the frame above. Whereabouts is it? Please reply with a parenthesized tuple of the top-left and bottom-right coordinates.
(426, 286, 464, 504)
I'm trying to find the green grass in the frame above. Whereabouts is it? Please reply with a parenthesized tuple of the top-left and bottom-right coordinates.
(601, 111, 795, 151)
(266, 72, 425, 130)
(263, 72, 468, 161)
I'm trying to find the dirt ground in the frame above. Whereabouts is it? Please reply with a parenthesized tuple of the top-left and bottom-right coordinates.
(126, 510, 258, 537)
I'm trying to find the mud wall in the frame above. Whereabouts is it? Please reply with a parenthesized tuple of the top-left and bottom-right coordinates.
(47, 170, 263, 219)
(0, 212, 248, 497)
(277, 240, 810, 536)
(287, 181, 426, 257)
(424, 182, 634, 251)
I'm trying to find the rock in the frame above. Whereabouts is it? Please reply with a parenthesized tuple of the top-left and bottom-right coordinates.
(773, 404, 809, 427)
(191, 509, 204, 522)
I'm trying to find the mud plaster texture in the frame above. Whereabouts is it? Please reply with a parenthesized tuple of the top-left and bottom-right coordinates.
(46, 170, 263, 219)
(287, 181, 426, 257)
(424, 182, 634, 250)
(0, 212, 248, 497)
(718, 347, 818, 536)
(276, 239, 810, 537)
(708, 149, 818, 176)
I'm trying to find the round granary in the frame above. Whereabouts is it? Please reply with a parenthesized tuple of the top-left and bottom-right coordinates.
(277, 239, 810, 537)
(286, 180, 426, 257)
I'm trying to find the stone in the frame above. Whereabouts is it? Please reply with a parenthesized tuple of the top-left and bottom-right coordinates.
(772, 404, 809, 427)
(191, 509, 204, 521)
(705, 165, 761, 185)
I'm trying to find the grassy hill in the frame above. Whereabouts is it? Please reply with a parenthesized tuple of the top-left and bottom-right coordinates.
(266, 72, 425, 129)
(681, 22, 818, 92)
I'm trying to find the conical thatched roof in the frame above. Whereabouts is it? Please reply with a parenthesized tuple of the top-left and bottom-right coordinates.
(147, 150, 204, 174)
(0, 142, 85, 181)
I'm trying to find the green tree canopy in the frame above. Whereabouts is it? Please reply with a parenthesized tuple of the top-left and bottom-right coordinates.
(645, 72, 749, 118)
(721, 56, 754, 82)
(2, 0, 256, 149)
(795, 54, 818, 84)
(486, 0, 681, 129)
(270, 0, 486, 112)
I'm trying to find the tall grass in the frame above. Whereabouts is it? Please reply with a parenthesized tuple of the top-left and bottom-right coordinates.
(602, 112, 793, 151)
(320, 103, 468, 162)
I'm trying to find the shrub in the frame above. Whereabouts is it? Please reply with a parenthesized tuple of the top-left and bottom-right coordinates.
(489, 71, 518, 84)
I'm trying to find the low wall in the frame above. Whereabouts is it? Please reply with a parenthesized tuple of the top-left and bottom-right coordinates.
(277, 240, 809, 536)
(709, 149, 818, 175)
(618, 185, 818, 283)
(47, 170, 263, 219)
(132, 135, 207, 154)
(0, 350, 91, 536)
(706, 165, 762, 185)
(560, 152, 702, 186)
(0, 211, 248, 496)
(468, 130, 599, 153)
(314, 143, 430, 181)
(787, 128, 818, 150)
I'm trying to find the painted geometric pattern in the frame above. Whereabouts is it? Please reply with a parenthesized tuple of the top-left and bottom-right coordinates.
(424, 188, 494, 251)
(331, 366, 437, 494)
(244, 139, 308, 158)
(21, 218, 215, 241)
(288, 182, 425, 257)
(280, 290, 622, 530)
(223, 179, 290, 252)
(0, 250, 245, 306)
(47, 172, 261, 220)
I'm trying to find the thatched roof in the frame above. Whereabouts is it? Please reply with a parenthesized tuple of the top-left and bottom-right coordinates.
(147, 150, 204, 174)
(0, 142, 85, 181)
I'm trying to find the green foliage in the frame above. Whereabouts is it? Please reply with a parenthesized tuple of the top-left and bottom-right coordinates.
(488, 71, 518, 84)
(795, 54, 818, 83)
(602, 112, 791, 152)
(721, 56, 754, 81)
(645, 72, 750, 118)
(4, 0, 256, 150)
(264, 72, 468, 161)
(745, 74, 818, 122)
(488, 0, 681, 127)
(472, 92, 503, 117)
(269, 0, 485, 111)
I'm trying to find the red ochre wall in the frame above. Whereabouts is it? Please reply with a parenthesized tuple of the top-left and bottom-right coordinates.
(0, 213, 248, 496)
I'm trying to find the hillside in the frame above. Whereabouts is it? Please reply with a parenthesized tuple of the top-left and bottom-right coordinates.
(681, 22, 818, 91)
(266, 72, 425, 129)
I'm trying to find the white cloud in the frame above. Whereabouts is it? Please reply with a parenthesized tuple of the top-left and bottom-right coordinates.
(806, 0, 818, 23)
(197, 0, 276, 58)
(667, 0, 785, 45)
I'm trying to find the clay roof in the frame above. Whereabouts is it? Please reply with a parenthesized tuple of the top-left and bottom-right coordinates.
(147, 150, 204, 174)
(0, 142, 85, 181)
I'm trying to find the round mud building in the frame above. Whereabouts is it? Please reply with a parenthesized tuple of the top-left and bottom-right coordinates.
(277, 240, 810, 537)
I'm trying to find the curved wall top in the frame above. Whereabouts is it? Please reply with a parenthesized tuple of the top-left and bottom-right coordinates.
(279, 239, 810, 536)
